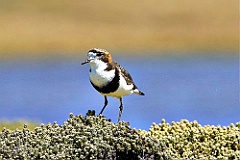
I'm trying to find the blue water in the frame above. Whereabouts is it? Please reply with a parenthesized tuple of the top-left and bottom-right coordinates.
(0, 53, 239, 130)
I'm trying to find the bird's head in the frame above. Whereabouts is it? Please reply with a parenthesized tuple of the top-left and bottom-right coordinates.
(82, 48, 112, 65)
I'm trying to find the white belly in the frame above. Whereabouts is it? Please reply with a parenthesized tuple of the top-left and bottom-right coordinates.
(102, 74, 134, 98)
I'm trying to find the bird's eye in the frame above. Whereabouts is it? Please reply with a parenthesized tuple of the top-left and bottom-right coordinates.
(96, 53, 103, 56)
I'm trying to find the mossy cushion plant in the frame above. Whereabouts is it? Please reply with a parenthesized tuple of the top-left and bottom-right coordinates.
(0, 111, 162, 160)
(0, 110, 239, 159)
(145, 119, 240, 159)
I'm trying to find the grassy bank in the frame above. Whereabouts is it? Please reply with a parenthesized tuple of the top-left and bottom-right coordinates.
(0, 111, 239, 159)
(0, 0, 238, 58)
(0, 120, 38, 131)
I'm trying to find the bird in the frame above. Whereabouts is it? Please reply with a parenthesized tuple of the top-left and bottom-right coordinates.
(82, 48, 144, 122)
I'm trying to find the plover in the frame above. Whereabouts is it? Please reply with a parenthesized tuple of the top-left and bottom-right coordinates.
(82, 48, 144, 122)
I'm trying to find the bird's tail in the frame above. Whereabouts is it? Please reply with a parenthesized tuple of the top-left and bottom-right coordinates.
(133, 89, 145, 96)
(138, 90, 145, 96)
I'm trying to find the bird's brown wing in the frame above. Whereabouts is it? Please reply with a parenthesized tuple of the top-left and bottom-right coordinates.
(115, 62, 137, 87)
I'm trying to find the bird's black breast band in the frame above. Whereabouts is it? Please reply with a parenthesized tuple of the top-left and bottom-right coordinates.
(90, 69, 120, 94)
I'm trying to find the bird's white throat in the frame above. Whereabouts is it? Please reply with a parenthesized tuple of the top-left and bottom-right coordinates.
(89, 60, 115, 87)
(89, 59, 107, 71)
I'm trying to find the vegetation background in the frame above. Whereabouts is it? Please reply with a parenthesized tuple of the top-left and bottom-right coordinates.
(0, 0, 238, 59)
(0, 0, 238, 129)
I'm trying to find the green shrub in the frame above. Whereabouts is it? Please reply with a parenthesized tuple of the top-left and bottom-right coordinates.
(0, 111, 239, 159)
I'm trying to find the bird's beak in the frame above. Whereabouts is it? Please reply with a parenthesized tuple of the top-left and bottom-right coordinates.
(82, 53, 95, 65)
(81, 59, 90, 65)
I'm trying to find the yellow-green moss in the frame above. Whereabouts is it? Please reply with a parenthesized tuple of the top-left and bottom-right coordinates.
(0, 111, 239, 159)
(146, 119, 240, 159)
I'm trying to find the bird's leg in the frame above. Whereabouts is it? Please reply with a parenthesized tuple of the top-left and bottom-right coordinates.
(99, 96, 108, 115)
(118, 97, 123, 122)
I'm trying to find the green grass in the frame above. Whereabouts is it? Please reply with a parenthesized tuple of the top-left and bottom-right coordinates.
(0, 0, 238, 58)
